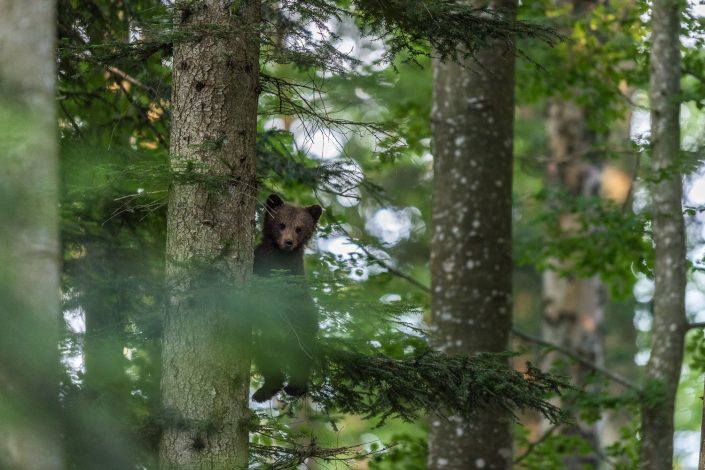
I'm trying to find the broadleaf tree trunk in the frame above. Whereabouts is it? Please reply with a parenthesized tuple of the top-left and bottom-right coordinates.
(428, 0, 516, 468)
(159, 1, 260, 468)
(639, 0, 687, 467)
(542, 99, 605, 468)
(700, 376, 705, 470)
(0, 1, 62, 468)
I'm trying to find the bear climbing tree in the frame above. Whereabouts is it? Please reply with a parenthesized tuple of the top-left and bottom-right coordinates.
(252, 194, 323, 402)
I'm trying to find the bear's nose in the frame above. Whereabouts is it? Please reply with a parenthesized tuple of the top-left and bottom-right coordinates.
(284, 239, 294, 247)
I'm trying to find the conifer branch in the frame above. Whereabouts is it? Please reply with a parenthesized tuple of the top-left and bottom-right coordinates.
(510, 330, 639, 392)
(314, 347, 569, 426)
(330, 228, 640, 392)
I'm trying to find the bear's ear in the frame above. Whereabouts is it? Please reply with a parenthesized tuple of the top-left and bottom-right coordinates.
(265, 194, 284, 210)
(307, 204, 322, 223)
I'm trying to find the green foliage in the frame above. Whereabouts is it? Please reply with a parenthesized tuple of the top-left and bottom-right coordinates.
(604, 421, 640, 470)
(512, 379, 641, 469)
(316, 349, 567, 425)
(52, 0, 705, 466)
(268, 0, 559, 68)
(131, 267, 570, 467)
(686, 328, 705, 374)
(517, 189, 652, 298)
(349, 0, 560, 64)
(517, 0, 648, 132)
(515, 425, 595, 470)
(368, 433, 427, 469)
(643, 148, 705, 184)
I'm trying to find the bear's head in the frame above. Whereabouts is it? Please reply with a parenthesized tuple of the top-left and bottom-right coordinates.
(262, 194, 322, 251)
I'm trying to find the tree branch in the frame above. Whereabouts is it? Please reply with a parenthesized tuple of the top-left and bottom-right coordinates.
(333, 230, 640, 392)
(114, 79, 168, 148)
(511, 329, 640, 392)
(514, 423, 559, 464)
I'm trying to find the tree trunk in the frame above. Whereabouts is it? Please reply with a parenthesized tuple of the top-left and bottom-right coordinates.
(428, 0, 516, 467)
(542, 99, 604, 468)
(159, 1, 260, 469)
(639, 0, 687, 467)
(0, 1, 62, 469)
(699, 376, 705, 470)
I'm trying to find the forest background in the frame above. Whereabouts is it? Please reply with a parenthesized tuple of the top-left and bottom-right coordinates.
(2, 0, 705, 468)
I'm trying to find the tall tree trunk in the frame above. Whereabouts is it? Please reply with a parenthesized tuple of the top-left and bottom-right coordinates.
(639, 0, 687, 467)
(159, 1, 260, 468)
(0, 1, 62, 469)
(542, 99, 605, 468)
(699, 376, 705, 470)
(428, 0, 516, 468)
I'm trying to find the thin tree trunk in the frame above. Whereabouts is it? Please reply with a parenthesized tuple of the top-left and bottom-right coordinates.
(542, 99, 604, 468)
(159, 1, 260, 469)
(428, 0, 516, 467)
(639, 0, 687, 467)
(699, 377, 705, 470)
(0, 1, 62, 469)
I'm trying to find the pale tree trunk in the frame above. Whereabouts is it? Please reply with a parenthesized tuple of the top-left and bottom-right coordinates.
(0, 1, 62, 469)
(699, 377, 705, 470)
(428, 0, 516, 467)
(639, 0, 687, 467)
(542, 99, 605, 468)
(159, 1, 260, 469)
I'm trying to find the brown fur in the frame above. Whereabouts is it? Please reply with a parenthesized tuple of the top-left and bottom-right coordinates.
(254, 194, 322, 276)
(251, 194, 322, 402)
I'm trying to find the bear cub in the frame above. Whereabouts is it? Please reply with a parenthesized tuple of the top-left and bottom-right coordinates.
(252, 194, 322, 402)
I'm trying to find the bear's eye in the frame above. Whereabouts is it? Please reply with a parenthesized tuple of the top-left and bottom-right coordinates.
(295, 227, 302, 234)
(279, 223, 286, 230)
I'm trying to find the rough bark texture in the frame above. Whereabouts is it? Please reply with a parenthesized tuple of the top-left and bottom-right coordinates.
(542, 99, 605, 468)
(159, 1, 260, 468)
(428, 0, 516, 467)
(0, 1, 62, 469)
(639, 0, 687, 467)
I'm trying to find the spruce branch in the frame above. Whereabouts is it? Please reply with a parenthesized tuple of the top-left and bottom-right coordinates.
(327, 224, 640, 392)
(251, 438, 385, 469)
(511, 330, 639, 392)
(312, 347, 569, 426)
(351, 0, 560, 62)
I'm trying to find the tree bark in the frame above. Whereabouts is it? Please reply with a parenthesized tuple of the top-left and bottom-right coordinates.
(542, 98, 605, 468)
(159, 1, 260, 469)
(0, 1, 62, 469)
(639, 0, 687, 468)
(699, 377, 705, 470)
(428, 0, 516, 467)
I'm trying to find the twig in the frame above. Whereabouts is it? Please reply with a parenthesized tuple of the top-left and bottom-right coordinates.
(329, 223, 640, 391)
(59, 99, 84, 138)
(115, 79, 168, 147)
(332, 222, 431, 294)
(622, 152, 641, 214)
(511, 329, 640, 392)
(514, 423, 559, 464)
(107, 65, 155, 94)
